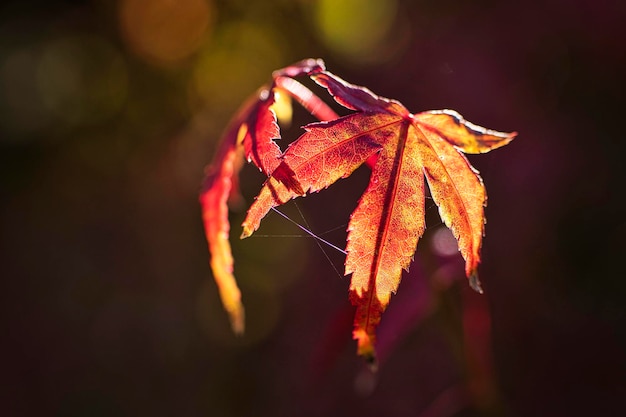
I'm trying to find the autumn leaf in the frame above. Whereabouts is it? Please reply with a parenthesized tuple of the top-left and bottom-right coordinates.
(240, 65, 515, 363)
(201, 59, 515, 364)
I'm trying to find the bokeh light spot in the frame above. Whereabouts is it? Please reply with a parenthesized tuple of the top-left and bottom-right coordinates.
(313, 0, 398, 63)
(0, 48, 51, 139)
(120, 0, 214, 64)
(37, 35, 128, 128)
(432, 226, 459, 257)
(190, 21, 284, 114)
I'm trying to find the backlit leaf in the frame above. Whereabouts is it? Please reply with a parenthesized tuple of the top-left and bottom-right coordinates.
(201, 59, 516, 364)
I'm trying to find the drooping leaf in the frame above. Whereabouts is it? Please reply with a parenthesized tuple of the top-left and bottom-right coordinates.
(200, 86, 283, 333)
(199, 60, 330, 333)
(199, 109, 247, 334)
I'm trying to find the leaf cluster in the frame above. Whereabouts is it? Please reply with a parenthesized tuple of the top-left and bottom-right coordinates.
(200, 59, 515, 365)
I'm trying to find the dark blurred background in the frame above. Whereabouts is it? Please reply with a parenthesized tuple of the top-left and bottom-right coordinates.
(2, 0, 625, 416)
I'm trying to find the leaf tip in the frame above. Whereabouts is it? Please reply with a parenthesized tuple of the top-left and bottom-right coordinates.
(240, 226, 252, 239)
(229, 304, 246, 335)
(500, 130, 518, 147)
(469, 271, 484, 294)
(354, 328, 378, 369)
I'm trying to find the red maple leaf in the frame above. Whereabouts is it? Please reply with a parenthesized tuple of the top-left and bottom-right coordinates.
(200, 59, 516, 364)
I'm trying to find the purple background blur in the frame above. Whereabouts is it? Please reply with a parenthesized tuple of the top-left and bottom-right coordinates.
(2, 1, 625, 416)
